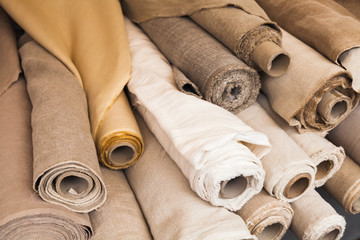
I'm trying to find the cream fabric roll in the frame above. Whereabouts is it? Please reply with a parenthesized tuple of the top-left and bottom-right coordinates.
(339, 47, 360, 92)
(257, 93, 345, 187)
(237, 102, 316, 202)
(90, 167, 152, 239)
(19, 37, 106, 213)
(125, 18, 270, 211)
(0, 78, 92, 240)
(125, 113, 256, 240)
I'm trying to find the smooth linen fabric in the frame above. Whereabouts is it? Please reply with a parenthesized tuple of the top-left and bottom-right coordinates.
(125, 18, 270, 211)
(19, 37, 106, 213)
(0, 78, 92, 240)
(125, 113, 256, 240)
(90, 167, 151, 240)
(237, 102, 315, 202)
(140, 17, 261, 114)
(237, 189, 293, 240)
(258, 93, 345, 187)
(260, 30, 359, 134)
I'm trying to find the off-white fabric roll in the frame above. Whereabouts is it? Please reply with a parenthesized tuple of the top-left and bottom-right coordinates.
(125, 113, 256, 240)
(89, 167, 152, 239)
(125, 18, 270, 211)
(290, 189, 346, 240)
(339, 47, 360, 92)
(237, 102, 315, 202)
(257, 93, 345, 187)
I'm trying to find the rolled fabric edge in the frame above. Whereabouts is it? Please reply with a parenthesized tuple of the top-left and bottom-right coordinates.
(173, 65, 203, 98)
(303, 214, 346, 240)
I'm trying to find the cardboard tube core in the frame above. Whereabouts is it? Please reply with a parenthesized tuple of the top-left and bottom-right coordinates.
(257, 222, 284, 240)
(315, 160, 334, 181)
(219, 176, 248, 199)
(109, 143, 136, 166)
(317, 91, 349, 123)
(56, 173, 92, 198)
(284, 173, 311, 199)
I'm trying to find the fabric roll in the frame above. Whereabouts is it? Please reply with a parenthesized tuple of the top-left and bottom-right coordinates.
(0, 78, 92, 240)
(190, 7, 290, 77)
(19, 36, 106, 213)
(125, 18, 270, 211)
(89, 167, 152, 239)
(334, 0, 360, 19)
(140, 17, 261, 114)
(290, 189, 346, 240)
(125, 112, 256, 240)
(173, 66, 203, 99)
(260, 30, 359, 134)
(325, 156, 360, 214)
(257, 93, 345, 187)
(236, 189, 293, 240)
(237, 102, 315, 202)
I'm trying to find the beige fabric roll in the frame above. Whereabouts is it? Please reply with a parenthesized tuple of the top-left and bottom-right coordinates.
(260, 30, 359, 134)
(19, 37, 106, 213)
(236, 189, 293, 240)
(257, 93, 345, 187)
(190, 7, 290, 77)
(125, 113, 256, 240)
(140, 17, 261, 114)
(334, 0, 360, 19)
(237, 102, 316, 202)
(325, 156, 360, 214)
(290, 189, 346, 240)
(0, 78, 92, 240)
(89, 167, 152, 239)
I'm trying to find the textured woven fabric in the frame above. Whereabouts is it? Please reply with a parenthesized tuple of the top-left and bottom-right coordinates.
(140, 17, 260, 114)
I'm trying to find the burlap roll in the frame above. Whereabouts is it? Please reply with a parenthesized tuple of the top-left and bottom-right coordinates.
(325, 156, 360, 214)
(19, 36, 106, 213)
(236, 189, 293, 240)
(140, 17, 260, 114)
(89, 167, 151, 239)
(125, 113, 256, 240)
(290, 189, 346, 240)
(190, 7, 290, 77)
(257, 93, 345, 187)
(260, 30, 359, 134)
(0, 78, 92, 240)
(126, 18, 270, 211)
(237, 102, 315, 202)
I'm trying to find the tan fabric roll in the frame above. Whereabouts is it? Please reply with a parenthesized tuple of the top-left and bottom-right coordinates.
(125, 113, 256, 240)
(19, 37, 106, 213)
(334, 0, 360, 19)
(89, 167, 151, 239)
(0, 78, 92, 240)
(257, 93, 345, 187)
(325, 156, 360, 214)
(236, 189, 293, 240)
(237, 102, 316, 202)
(260, 30, 359, 134)
(290, 189, 346, 240)
(140, 17, 260, 114)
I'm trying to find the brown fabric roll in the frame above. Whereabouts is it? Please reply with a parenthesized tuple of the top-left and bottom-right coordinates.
(190, 7, 290, 77)
(0, 78, 92, 240)
(236, 189, 293, 240)
(125, 113, 256, 240)
(325, 156, 360, 214)
(260, 30, 359, 134)
(140, 17, 260, 113)
(334, 0, 360, 19)
(19, 36, 106, 213)
(89, 167, 152, 239)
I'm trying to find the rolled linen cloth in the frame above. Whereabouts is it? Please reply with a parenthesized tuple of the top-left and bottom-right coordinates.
(19, 36, 106, 213)
(0, 78, 92, 240)
(236, 189, 293, 240)
(140, 17, 261, 114)
(257, 93, 345, 187)
(256, 0, 360, 92)
(125, 112, 256, 240)
(260, 30, 359, 134)
(190, 7, 290, 77)
(125, 18, 270, 211)
(89, 167, 151, 239)
(290, 189, 346, 240)
(237, 102, 316, 202)
(325, 156, 360, 214)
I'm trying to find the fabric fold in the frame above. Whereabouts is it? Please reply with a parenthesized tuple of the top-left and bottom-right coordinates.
(140, 16, 261, 114)
(173, 66, 203, 99)
(125, 18, 270, 211)
(0, 78, 92, 240)
(19, 36, 106, 213)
